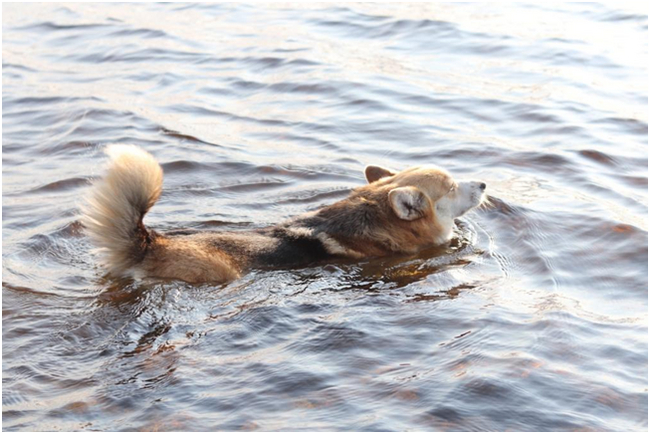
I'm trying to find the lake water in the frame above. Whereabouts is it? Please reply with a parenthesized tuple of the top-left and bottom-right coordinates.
(2, 3, 647, 431)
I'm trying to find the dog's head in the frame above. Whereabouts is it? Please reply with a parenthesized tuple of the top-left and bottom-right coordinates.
(364, 164, 486, 222)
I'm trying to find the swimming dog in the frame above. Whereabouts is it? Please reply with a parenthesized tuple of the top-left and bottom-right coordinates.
(82, 145, 486, 283)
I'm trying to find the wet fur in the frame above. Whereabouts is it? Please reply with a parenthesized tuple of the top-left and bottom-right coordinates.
(82, 145, 485, 283)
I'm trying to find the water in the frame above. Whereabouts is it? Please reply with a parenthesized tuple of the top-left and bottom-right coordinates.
(2, 3, 647, 431)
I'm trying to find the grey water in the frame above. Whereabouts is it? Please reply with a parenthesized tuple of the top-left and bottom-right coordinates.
(2, 3, 647, 431)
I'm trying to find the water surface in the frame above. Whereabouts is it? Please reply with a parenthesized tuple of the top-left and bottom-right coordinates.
(2, 3, 648, 431)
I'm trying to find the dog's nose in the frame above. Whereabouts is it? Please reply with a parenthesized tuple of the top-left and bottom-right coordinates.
(479, 182, 486, 190)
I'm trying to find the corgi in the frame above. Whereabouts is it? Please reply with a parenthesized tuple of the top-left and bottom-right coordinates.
(82, 145, 486, 283)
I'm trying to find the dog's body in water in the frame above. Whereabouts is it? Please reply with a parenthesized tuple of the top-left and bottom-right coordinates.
(82, 145, 487, 283)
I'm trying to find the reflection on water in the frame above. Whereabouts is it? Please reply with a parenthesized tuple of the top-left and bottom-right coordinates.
(2, 2, 647, 431)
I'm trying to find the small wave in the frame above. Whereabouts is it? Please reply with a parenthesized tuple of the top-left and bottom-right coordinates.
(26, 177, 90, 194)
(577, 149, 618, 166)
(14, 21, 110, 32)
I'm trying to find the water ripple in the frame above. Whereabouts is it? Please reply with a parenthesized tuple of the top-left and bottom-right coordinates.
(2, 2, 647, 432)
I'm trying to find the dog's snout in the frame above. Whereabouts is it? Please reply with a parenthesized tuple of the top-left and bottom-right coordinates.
(479, 182, 486, 191)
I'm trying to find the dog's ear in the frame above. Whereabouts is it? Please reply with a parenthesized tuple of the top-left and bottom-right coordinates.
(365, 165, 395, 183)
(388, 186, 431, 221)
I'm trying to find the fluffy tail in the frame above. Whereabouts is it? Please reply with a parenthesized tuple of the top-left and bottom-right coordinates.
(81, 145, 163, 276)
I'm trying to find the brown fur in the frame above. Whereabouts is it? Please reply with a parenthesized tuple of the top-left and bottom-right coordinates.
(305, 181, 446, 255)
(140, 234, 242, 283)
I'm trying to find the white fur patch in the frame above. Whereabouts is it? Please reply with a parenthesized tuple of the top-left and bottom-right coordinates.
(286, 227, 314, 238)
(316, 233, 363, 258)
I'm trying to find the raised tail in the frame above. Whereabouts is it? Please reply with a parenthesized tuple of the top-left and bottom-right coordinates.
(81, 145, 163, 276)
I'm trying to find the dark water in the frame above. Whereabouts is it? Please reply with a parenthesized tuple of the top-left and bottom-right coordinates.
(2, 3, 647, 431)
